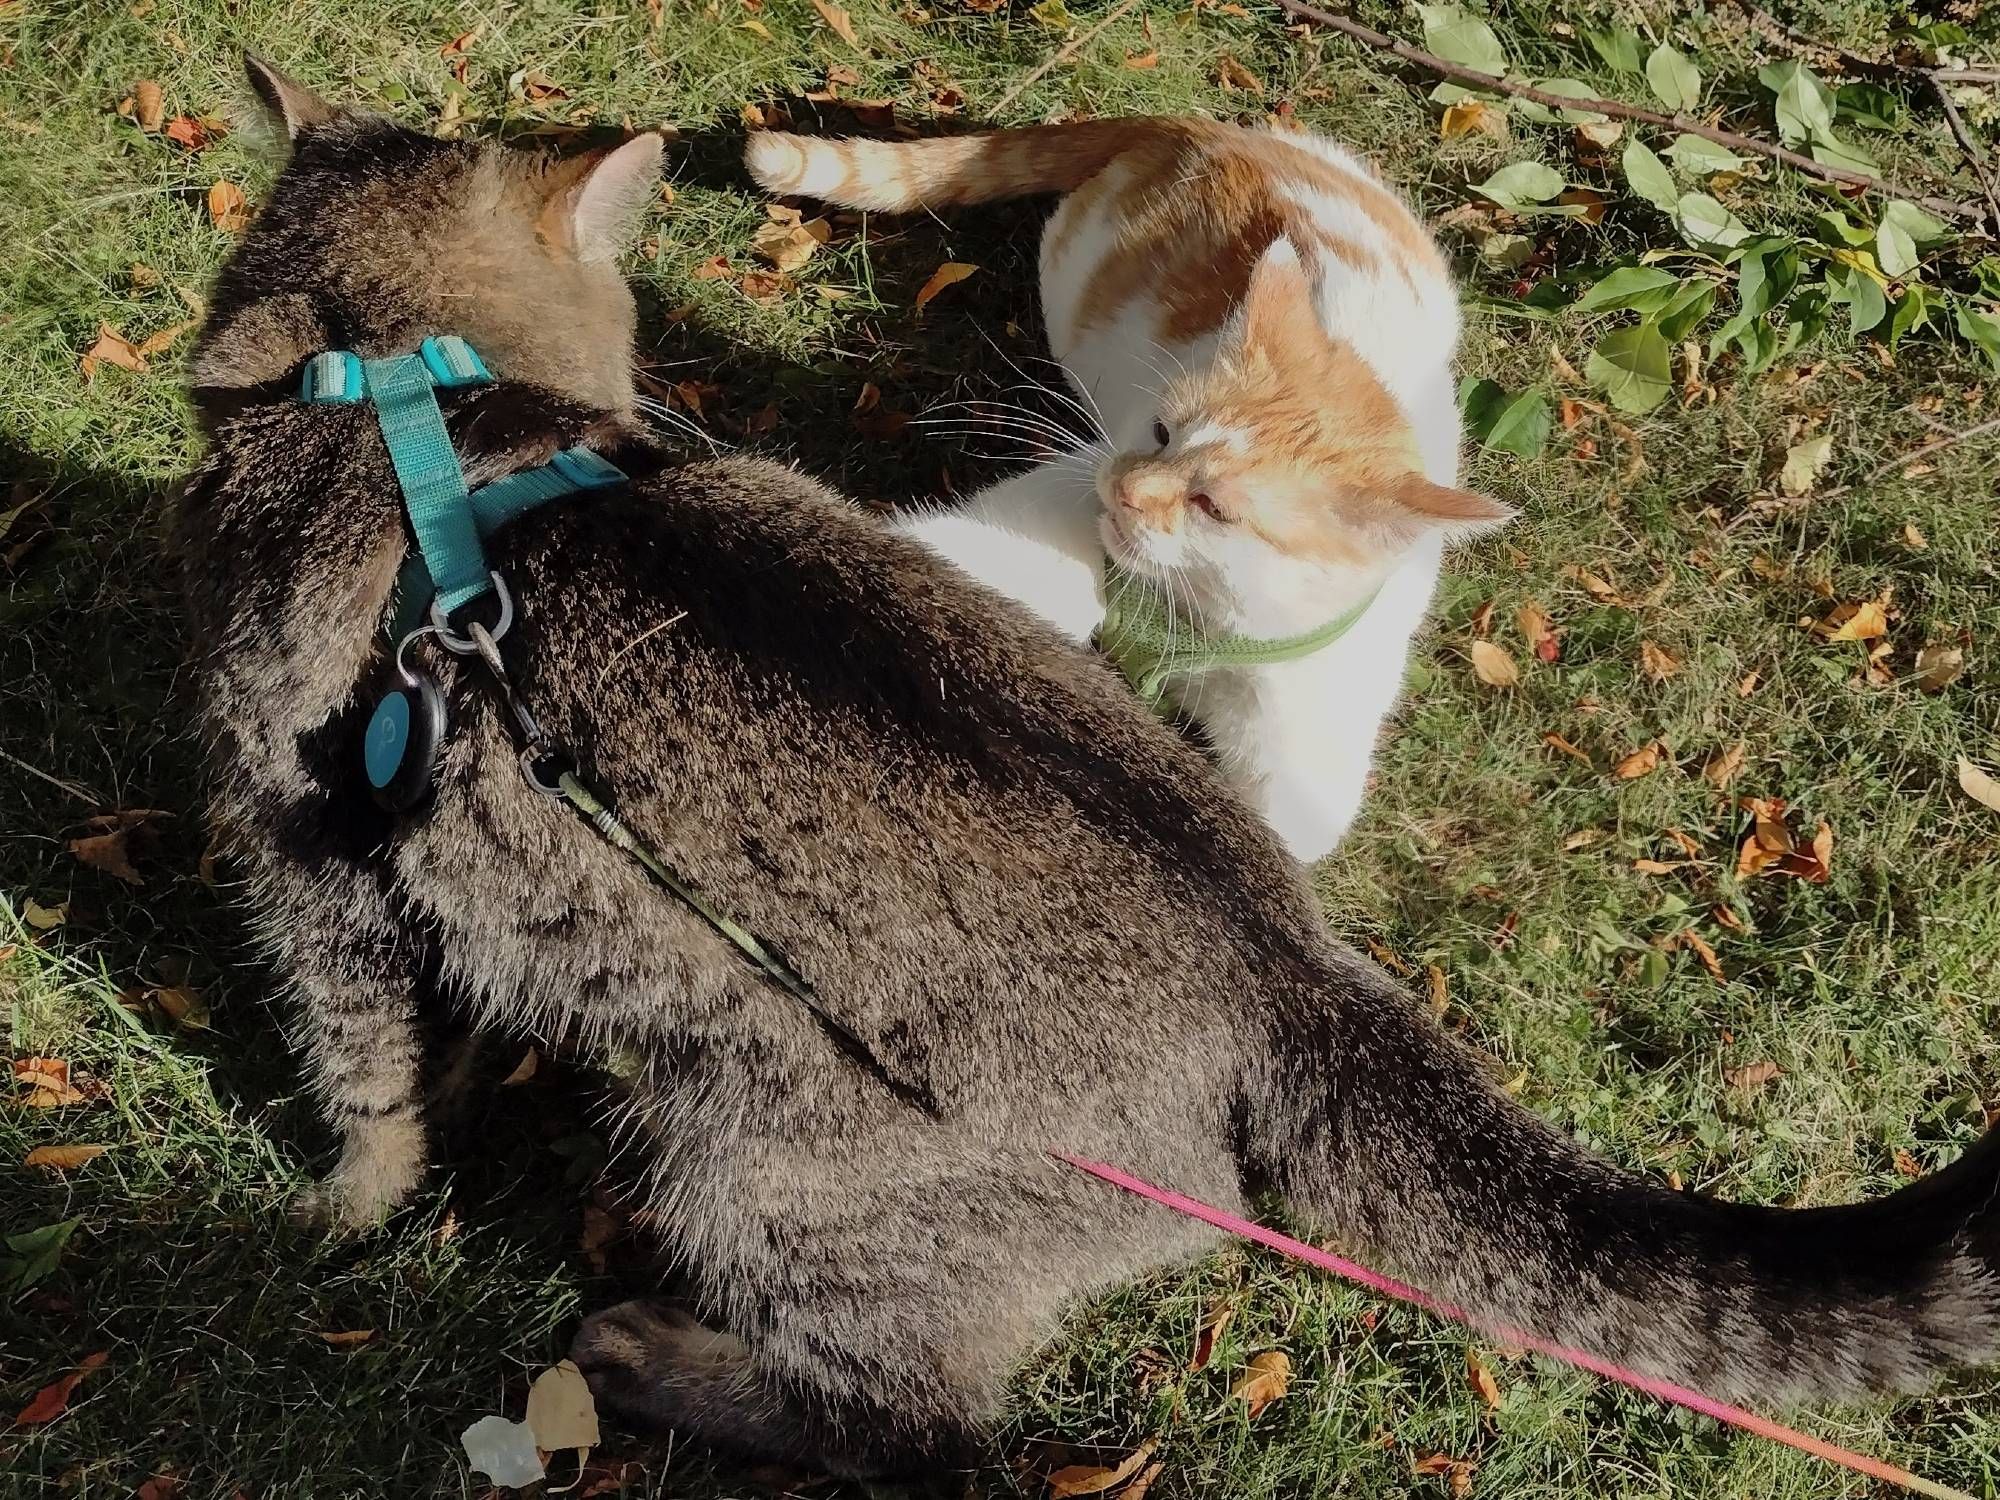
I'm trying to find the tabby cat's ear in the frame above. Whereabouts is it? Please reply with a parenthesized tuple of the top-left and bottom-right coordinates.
(1387, 472, 1517, 531)
(243, 53, 339, 140)
(547, 135, 667, 263)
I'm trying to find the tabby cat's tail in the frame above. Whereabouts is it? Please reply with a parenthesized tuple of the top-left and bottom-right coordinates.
(1246, 959, 2000, 1404)
(745, 118, 1200, 212)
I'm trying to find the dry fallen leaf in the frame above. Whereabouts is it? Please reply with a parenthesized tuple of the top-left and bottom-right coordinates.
(750, 217, 829, 272)
(1425, 963, 1448, 1016)
(24, 1144, 109, 1172)
(1638, 639, 1679, 683)
(526, 1359, 602, 1452)
(1516, 601, 1559, 661)
(134, 78, 164, 133)
(66, 809, 169, 885)
(462, 1414, 545, 1489)
(80, 323, 147, 380)
(165, 114, 219, 151)
(499, 1047, 539, 1086)
(316, 1329, 377, 1348)
(1215, 54, 1264, 95)
(1678, 929, 1726, 985)
(739, 17, 774, 38)
(1467, 1352, 1501, 1409)
(1189, 1301, 1232, 1372)
(13, 1352, 108, 1428)
(1959, 757, 2000, 815)
(1818, 598, 1889, 642)
(1469, 639, 1520, 688)
(738, 269, 790, 302)
(1542, 731, 1591, 766)
(13, 1057, 85, 1108)
(913, 260, 978, 311)
(810, 0, 861, 47)
(1567, 565, 1624, 605)
(1440, 101, 1506, 140)
(1613, 741, 1664, 780)
(1124, 50, 1160, 69)
(150, 983, 212, 1031)
(1894, 1148, 1923, 1178)
(1778, 433, 1834, 497)
(1915, 643, 1964, 694)
(690, 253, 733, 281)
(1703, 740, 1746, 790)
(1230, 1350, 1291, 1418)
(132, 1474, 180, 1500)
(1047, 1438, 1158, 1498)
(1725, 1058, 1782, 1095)
(207, 180, 249, 234)
(1120, 1462, 1166, 1500)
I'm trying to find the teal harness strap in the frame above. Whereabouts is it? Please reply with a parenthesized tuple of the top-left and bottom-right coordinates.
(365, 353, 492, 616)
(1096, 560, 1382, 715)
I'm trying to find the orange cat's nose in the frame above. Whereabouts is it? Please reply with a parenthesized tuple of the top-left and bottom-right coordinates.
(1113, 467, 1183, 528)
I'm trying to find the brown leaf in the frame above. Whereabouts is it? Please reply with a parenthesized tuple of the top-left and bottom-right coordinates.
(1215, 54, 1263, 95)
(1467, 1352, 1500, 1409)
(134, 78, 164, 133)
(81, 323, 147, 380)
(690, 253, 733, 281)
(750, 218, 828, 272)
(24, 1144, 110, 1171)
(1188, 1301, 1232, 1372)
(1425, 964, 1448, 1017)
(1566, 565, 1624, 605)
(135, 320, 196, 359)
(207, 180, 250, 234)
(1469, 599, 1494, 637)
(1516, 601, 1559, 661)
(1123, 50, 1159, 69)
(520, 70, 568, 104)
(13, 1057, 85, 1109)
(150, 983, 212, 1031)
(316, 1329, 377, 1348)
(738, 269, 791, 302)
(1613, 741, 1664, 780)
(1725, 1059, 1781, 1095)
(499, 1048, 539, 1086)
(810, 0, 862, 47)
(1711, 903, 1746, 933)
(1632, 858, 1687, 875)
(1230, 1350, 1291, 1418)
(12, 1352, 108, 1427)
(913, 260, 978, 311)
(1541, 731, 1591, 766)
(1702, 740, 1746, 790)
(1893, 1148, 1922, 1178)
(1120, 1462, 1166, 1500)
(65, 807, 171, 886)
(1047, 1438, 1159, 1498)
(439, 27, 481, 55)
(1638, 639, 1679, 683)
(1960, 758, 2000, 815)
(1678, 929, 1726, 985)
(164, 115, 214, 150)
(133, 1474, 181, 1500)
(1817, 598, 1889, 642)
(1557, 187, 1607, 224)
(1915, 643, 1964, 694)
(1440, 101, 1505, 140)
(1468, 639, 1519, 688)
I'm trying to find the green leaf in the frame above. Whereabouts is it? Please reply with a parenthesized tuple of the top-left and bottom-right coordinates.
(2, 1218, 81, 1293)
(1759, 59, 1835, 146)
(1889, 284, 1931, 346)
(1809, 129, 1878, 173)
(1584, 27, 1644, 74)
(1621, 139, 1679, 213)
(1485, 389, 1552, 457)
(1420, 4, 1508, 74)
(1665, 134, 1746, 175)
(1656, 279, 1718, 342)
(1645, 44, 1701, 112)
(1977, 258, 2000, 300)
(1845, 269, 1888, 333)
(1586, 324, 1673, 413)
(1836, 81, 1904, 130)
(1737, 241, 1798, 320)
(1573, 264, 1679, 314)
(1512, 78, 1609, 125)
(1028, 0, 1073, 28)
(1812, 210, 1874, 247)
(1876, 219, 1920, 279)
(1954, 299, 2000, 371)
(1733, 317, 1783, 372)
(1476, 160, 1566, 208)
(1430, 81, 1483, 105)
(1676, 192, 1751, 249)
(1882, 200, 1948, 247)
(1458, 375, 1508, 431)
(1901, 20, 1970, 53)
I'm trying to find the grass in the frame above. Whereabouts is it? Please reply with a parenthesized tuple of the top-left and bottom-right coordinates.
(4, 0, 2000, 1495)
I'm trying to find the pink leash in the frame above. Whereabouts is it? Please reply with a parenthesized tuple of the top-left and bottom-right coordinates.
(1056, 1152, 1974, 1500)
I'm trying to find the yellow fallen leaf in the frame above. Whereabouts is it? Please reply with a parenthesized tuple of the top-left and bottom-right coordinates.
(810, 0, 861, 47)
(1467, 1352, 1500, 1409)
(1440, 101, 1504, 140)
(913, 261, 978, 311)
(1215, 54, 1263, 96)
(134, 78, 165, 133)
(1959, 757, 2000, 815)
(526, 1359, 601, 1451)
(1048, 1438, 1158, 1498)
(151, 983, 212, 1031)
(750, 218, 828, 272)
(24, 1143, 110, 1171)
(1613, 741, 1664, 780)
(207, 180, 249, 234)
(1678, 929, 1725, 985)
(1778, 433, 1834, 496)
(1638, 639, 1679, 682)
(1915, 643, 1964, 693)
(81, 323, 147, 380)
(1124, 50, 1159, 69)
(1230, 1350, 1291, 1418)
(316, 1329, 377, 1348)
(1702, 740, 1746, 789)
(739, 17, 775, 38)
(1903, 521, 1927, 549)
(1819, 598, 1888, 642)
(1468, 639, 1520, 688)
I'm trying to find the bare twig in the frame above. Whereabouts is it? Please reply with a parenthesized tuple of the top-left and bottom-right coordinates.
(1819, 414, 2000, 499)
(1938, 68, 2000, 85)
(991, 0, 1141, 115)
(1722, 0, 1902, 82)
(1272, 0, 1984, 220)
(0, 746, 99, 806)
(1935, 79, 2000, 233)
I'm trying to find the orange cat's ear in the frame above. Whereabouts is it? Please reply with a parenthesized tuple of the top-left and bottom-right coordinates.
(1238, 239, 1320, 356)
(1387, 473, 1517, 530)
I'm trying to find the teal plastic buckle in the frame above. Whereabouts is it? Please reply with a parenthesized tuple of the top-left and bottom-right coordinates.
(420, 336, 492, 389)
(300, 350, 364, 404)
(549, 447, 627, 490)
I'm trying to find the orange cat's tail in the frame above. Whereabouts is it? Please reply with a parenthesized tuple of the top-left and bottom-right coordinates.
(745, 118, 1199, 211)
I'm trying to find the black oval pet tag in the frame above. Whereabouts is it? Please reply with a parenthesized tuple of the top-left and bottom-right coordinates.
(363, 661, 446, 813)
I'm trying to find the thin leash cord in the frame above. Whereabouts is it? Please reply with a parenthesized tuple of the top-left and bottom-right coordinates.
(1055, 1153, 1976, 1500)
(553, 771, 940, 1115)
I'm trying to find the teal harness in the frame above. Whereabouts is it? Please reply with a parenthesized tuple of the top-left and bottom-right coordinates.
(297, 336, 937, 1113)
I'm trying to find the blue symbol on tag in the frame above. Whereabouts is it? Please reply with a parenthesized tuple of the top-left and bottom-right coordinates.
(365, 691, 411, 789)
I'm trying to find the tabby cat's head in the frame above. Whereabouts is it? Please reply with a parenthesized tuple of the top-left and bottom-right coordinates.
(191, 55, 662, 420)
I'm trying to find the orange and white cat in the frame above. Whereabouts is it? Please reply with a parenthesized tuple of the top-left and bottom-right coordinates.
(749, 118, 1512, 861)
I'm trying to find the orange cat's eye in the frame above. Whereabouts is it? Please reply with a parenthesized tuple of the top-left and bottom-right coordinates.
(1190, 492, 1229, 523)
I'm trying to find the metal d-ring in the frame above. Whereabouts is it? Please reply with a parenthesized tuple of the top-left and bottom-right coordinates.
(430, 572, 513, 655)
(392, 623, 438, 685)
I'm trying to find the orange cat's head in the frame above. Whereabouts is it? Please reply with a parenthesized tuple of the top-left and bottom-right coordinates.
(1096, 239, 1511, 623)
